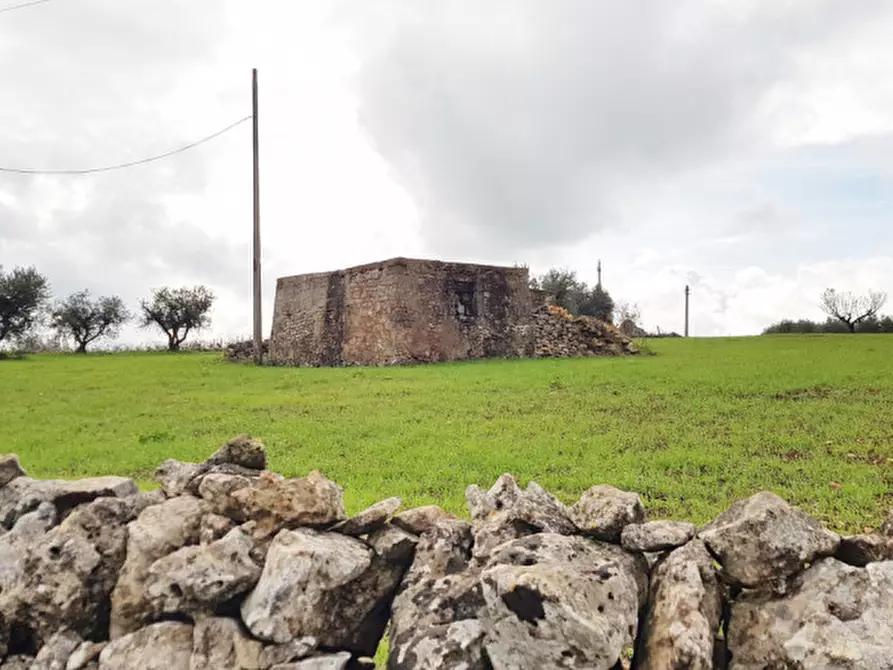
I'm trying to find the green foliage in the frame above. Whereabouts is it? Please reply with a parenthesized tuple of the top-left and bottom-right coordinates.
(2, 336, 893, 532)
(763, 315, 893, 335)
(820, 288, 888, 333)
(140, 285, 215, 351)
(530, 267, 615, 321)
(0, 265, 51, 345)
(51, 290, 130, 353)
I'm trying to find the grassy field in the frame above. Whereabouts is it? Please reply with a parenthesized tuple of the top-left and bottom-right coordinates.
(1, 335, 892, 533)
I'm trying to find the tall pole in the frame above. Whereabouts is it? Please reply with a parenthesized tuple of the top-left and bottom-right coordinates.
(684, 285, 690, 338)
(252, 68, 263, 365)
(597, 259, 602, 288)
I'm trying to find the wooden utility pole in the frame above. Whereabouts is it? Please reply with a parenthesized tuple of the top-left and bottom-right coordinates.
(252, 68, 263, 365)
(684, 285, 690, 337)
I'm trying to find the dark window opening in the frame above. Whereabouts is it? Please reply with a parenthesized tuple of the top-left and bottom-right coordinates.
(455, 281, 477, 318)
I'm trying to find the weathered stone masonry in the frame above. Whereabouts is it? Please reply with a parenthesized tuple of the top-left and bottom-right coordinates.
(2, 438, 893, 669)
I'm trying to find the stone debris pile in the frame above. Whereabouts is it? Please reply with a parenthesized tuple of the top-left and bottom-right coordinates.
(533, 304, 639, 358)
(1, 437, 892, 668)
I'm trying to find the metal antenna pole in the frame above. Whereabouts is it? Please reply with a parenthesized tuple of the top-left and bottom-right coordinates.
(252, 68, 263, 365)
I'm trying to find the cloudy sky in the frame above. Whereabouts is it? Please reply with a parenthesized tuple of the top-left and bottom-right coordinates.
(1, 0, 891, 342)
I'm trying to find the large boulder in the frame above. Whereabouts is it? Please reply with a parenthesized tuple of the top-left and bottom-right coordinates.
(230, 471, 346, 537)
(699, 491, 840, 587)
(241, 528, 403, 656)
(143, 527, 261, 617)
(636, 539, 724, 670)
(466, 475, 576, 559)
(727, 558, 893, 669)
(480, 533, 648, 669)
(190, 616, 263, 670)
(0, 475, 137, 529)
(570, 485, 645, 542)
(109, 495, 207, 637)
(98, 622, 193, 670)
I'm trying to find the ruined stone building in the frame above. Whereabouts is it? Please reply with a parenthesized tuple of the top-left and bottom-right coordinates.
(269, 258, 535, 366)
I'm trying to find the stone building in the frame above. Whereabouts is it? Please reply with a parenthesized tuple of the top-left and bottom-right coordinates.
(269, 257, 534, 367)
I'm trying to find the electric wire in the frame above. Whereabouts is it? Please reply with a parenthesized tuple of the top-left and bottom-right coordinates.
(0, 0, 51, 15)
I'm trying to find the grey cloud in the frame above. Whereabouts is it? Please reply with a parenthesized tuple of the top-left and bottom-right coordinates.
(339, 0, 892, 255)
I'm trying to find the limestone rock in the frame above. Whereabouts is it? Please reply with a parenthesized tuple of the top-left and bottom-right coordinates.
(367, 524, 418, 566)
(390, 619, 488, 670)
(391, 505, 454, 535)
(880, 508, 893, 537)
(258, 636, 317, 668)
(330, 497, 402, 536)
(636, 539, 723, 670)
(231, 471, 346, 537)
(132, 489, 167, 513)
(727, 558, 893, 669)
(480, 533, 648, 669)
(241, 528, 402, 655)
(32, 629, 83, 670)
(197, 473, 254, 521)
(0, 656, 34, 669)
(0, 475, 138, 529)
(621, 520, 696, 552)
(270, 652, 351, 670)
(145, 527, 261, 616)
(570, 484, 645, 542)
(207, 434, 267, 470)
(154, 459, 208, 497)
(199, 512, 236, 544)
(399, 518, 474, 591)
(98, 621, 193, 670)
(836, 534, 893, 567)
(109, 495, 207, 637)
(65, 641, 106, 670)
(190, 616, 263, 670)
(699, 491, 840, 587)
(466, 476, 576, 559)
(0, 455, 25, 488)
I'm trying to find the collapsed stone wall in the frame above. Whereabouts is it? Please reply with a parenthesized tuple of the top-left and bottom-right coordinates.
(3, 437, 891, 669)
(533, 304, 640, 357)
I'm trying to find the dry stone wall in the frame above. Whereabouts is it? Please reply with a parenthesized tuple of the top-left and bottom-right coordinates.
(532, 304, 640, 358)
(3, 438, 891, 669)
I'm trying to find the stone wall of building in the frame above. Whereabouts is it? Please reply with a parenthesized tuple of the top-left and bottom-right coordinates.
(2, 438, 893, 669)
(269, 258, 534, 367)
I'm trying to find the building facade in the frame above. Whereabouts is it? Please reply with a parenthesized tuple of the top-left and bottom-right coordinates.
(269, 258, 535, 366)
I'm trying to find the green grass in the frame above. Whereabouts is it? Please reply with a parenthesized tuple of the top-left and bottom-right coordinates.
(2, 335, 892, 533)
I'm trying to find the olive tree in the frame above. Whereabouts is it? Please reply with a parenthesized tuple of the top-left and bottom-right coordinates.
(51, 290, 130, 353)
(0, 265, 51, 346)
(820, 288, 887, 333)
(140, 285, 215, 351)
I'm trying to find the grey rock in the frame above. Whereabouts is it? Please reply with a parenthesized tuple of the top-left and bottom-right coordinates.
(0, 454, 25, 488)
(727, 558, 893, 669)
(636, 539, 724, 670)
(154, 459, 208, 497)
(231, 470, 346, 537)
(480, 533, 648, 669)
(836, 534, 893, 567)
(199, 512, 236, 544)
(367, 524, 418, 566)
(33, 629, 83, 670)
(399, 518, 474, 592)
(197, 473, 254, 521)
(621, 520, 696, 552)
(466, 476, 576, 559)
(880, 509, 893, 537)
(0, 656, 34, 669)
(207, 434, 267, 470)
(331, 496, 402, 536)
(699, 491, 840, 587)
(570, 484, 646, 542)
(391, 619, 488, 670)
(190, 616, 263, 670)
(258, 636, 317, 668)
(145, 527, 261, 616)
(0, 475, 138, 529)
(241, 528, 402, 656)
(188, 463, 266, 496)
(391, 505, 454, 535)
(98, 621, 193, 670)
(132, 489, 167, 513)
(66, 642, 107, 670)
(270, 652, 350, 670)
(109, 495, 207, 637)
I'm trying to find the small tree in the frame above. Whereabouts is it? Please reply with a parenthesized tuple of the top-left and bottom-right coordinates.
(616, 301, 643, 336)
(0, 265, 51, 345)
(140, 286, 215, 351)
(579, 284, 615, 322)
(51, 290, 130, 353)
(530, 268, 586, 314)
(820, 288, 887, 333)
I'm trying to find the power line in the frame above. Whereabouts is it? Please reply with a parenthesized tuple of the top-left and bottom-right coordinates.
(0, 0, 51, 15)
(0, 115, 252, 175)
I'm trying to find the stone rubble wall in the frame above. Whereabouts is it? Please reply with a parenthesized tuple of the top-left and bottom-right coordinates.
(2, 437, 891, 669)
(533, 304, 640, 357)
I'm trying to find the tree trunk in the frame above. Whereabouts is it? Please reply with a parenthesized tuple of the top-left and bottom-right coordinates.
(847, 322, 856, 333)
(76, 341, 88, 354)
(168, 336, 180, 352)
